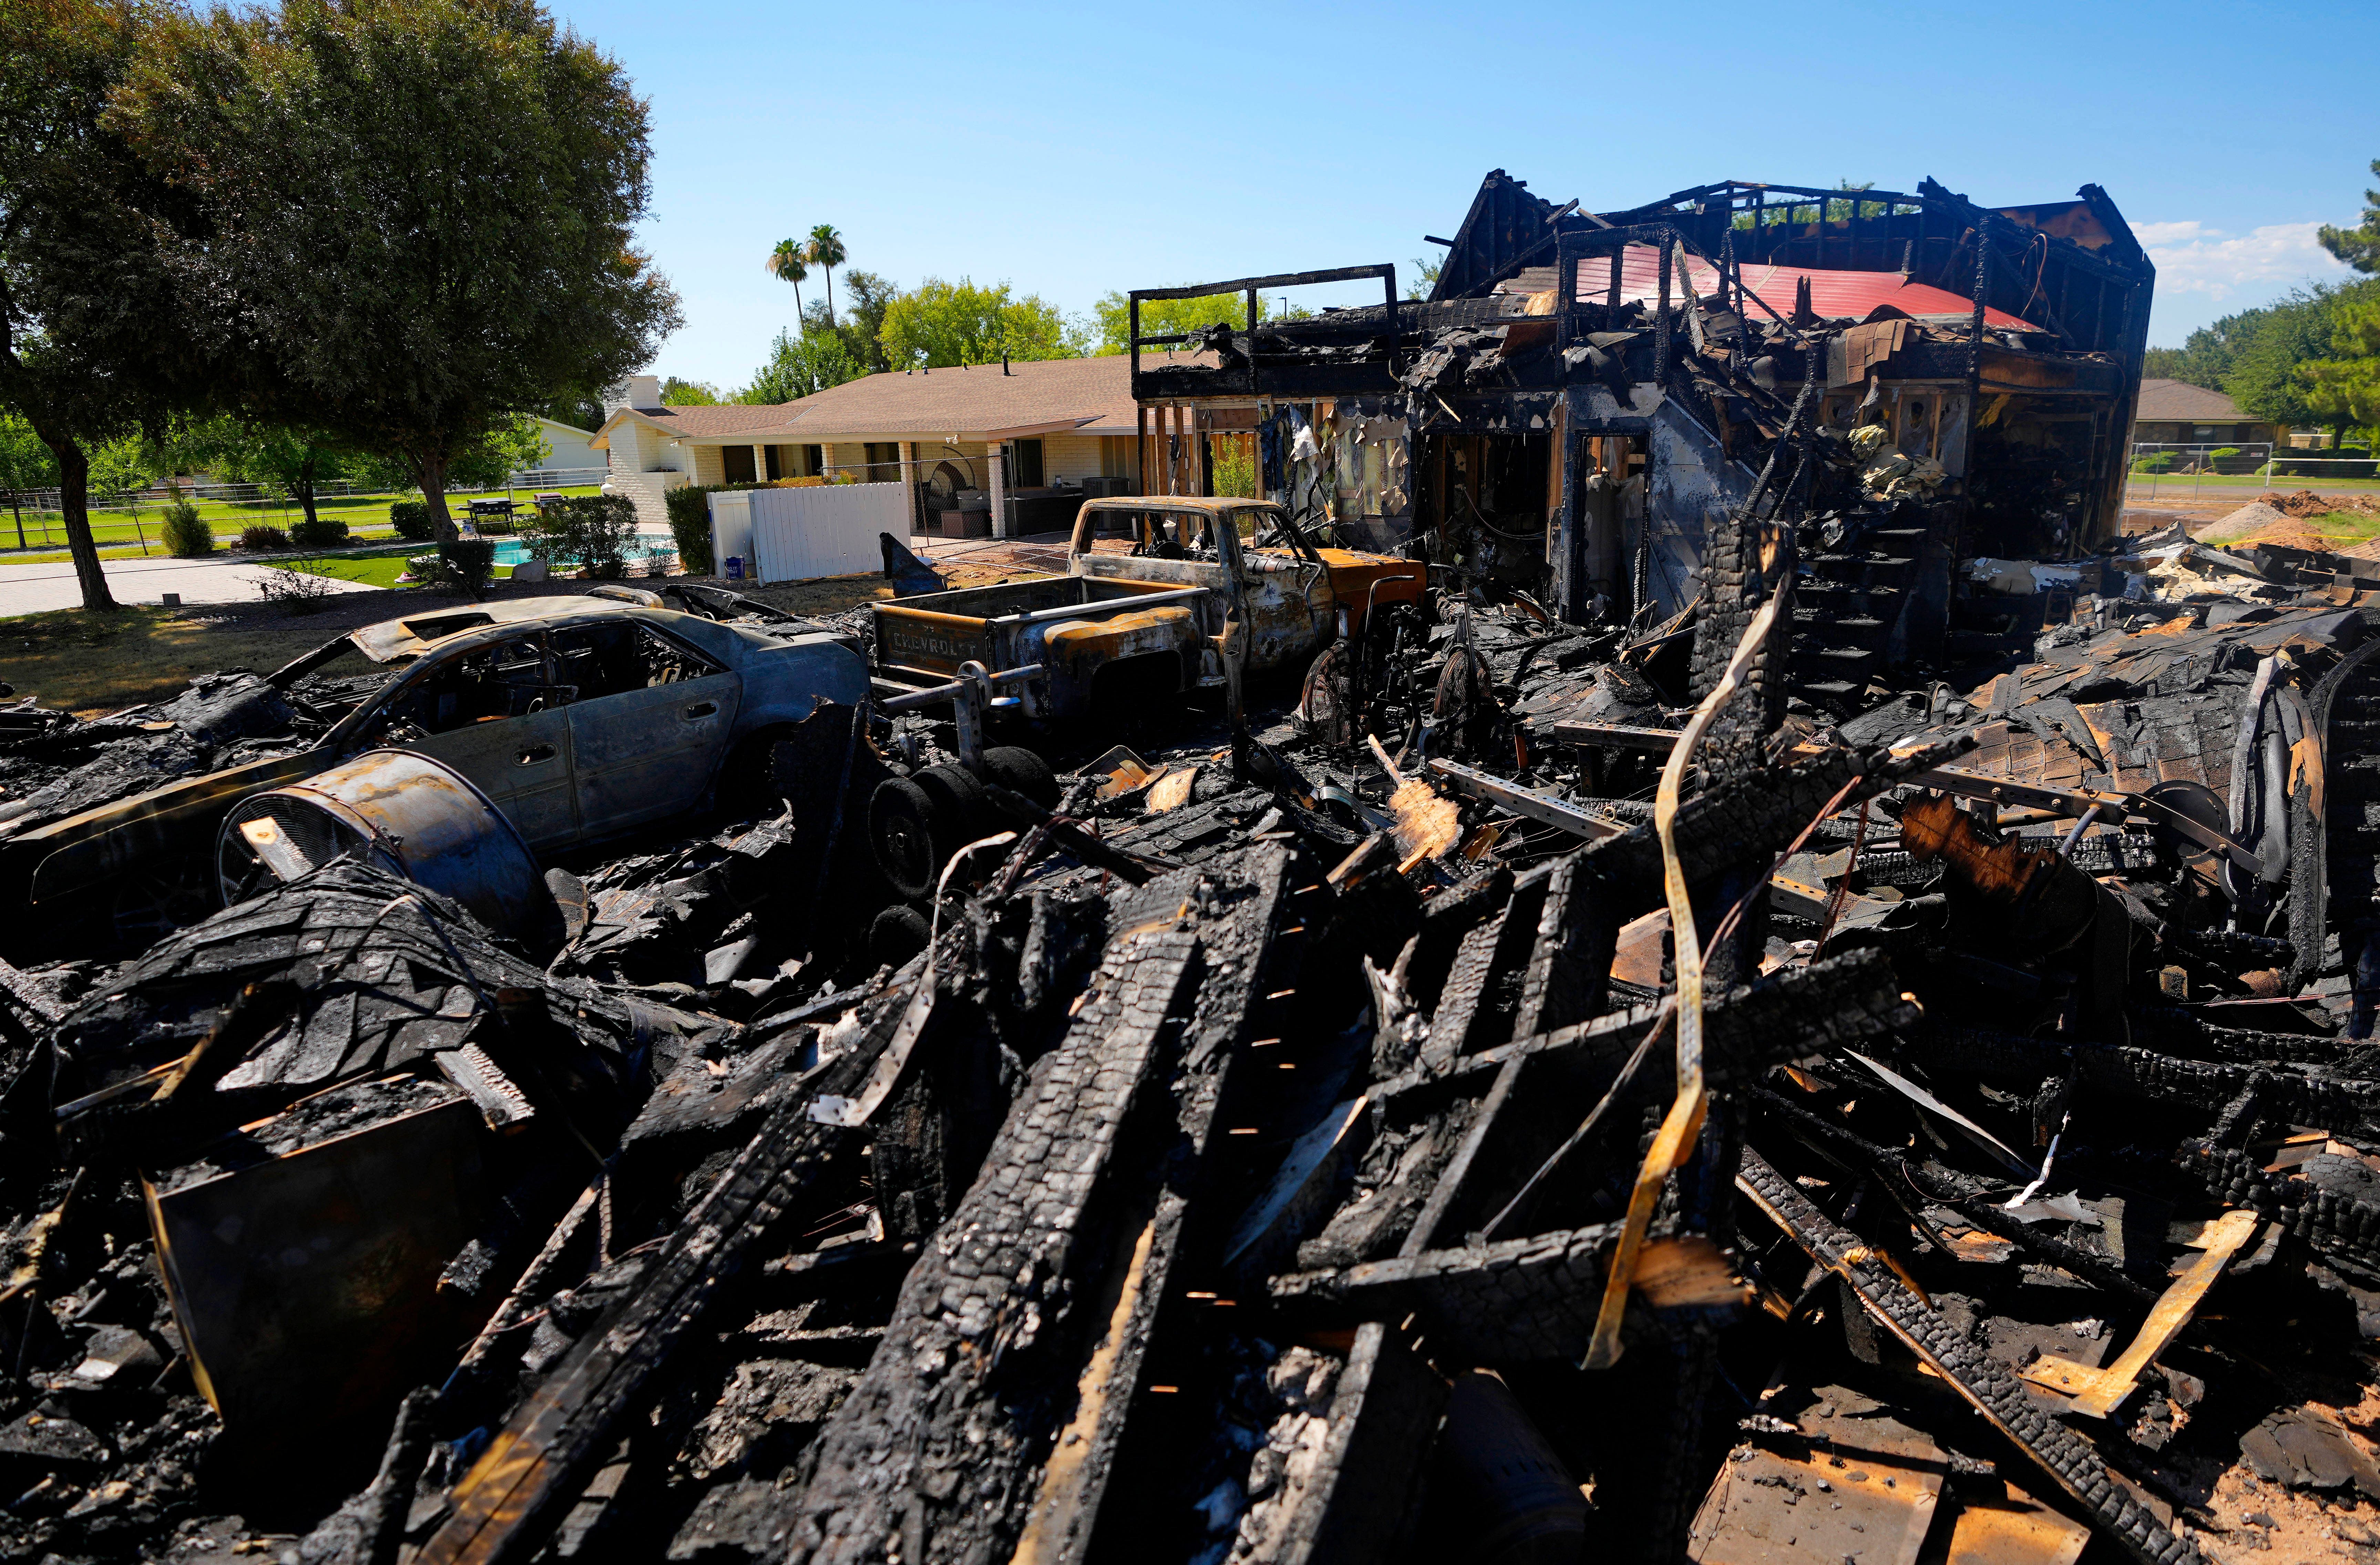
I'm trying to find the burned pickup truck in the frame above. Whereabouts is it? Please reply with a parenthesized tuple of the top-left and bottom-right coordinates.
(1, 591, 866, 957)
(870, 496, 1423, 723)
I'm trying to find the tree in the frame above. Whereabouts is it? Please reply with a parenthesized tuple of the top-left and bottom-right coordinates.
(446, 415, 550, 490)
(1732, 178, 1884, 231)
(2301, 283, 2380, 439)
(741, 327, 861, 403)
(1087, 289, 1309, 356)
(880, 278, 1077, 368)
(780, 274, 900, 382)
(765, 237, 809, 325)
(837, 270, 899, 375)
(2228, 285, 2352, 443)
(541, 389, 604, 431)
(2143, 306, 2274, 392)
(1407, 252, 1445, 301)
(806, 224, 847, 326)
(171, 415, 354, 533)
(660, 377, 721, 405)
(0, 411, 57, 550)
(0, 0, 209, 611)
(2319, 158, 2380, 274)
(116, 0, 683, 544)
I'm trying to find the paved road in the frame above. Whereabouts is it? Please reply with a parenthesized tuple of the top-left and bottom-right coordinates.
(0, 552, 381, 617)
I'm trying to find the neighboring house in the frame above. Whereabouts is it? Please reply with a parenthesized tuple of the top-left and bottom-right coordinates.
(588, 360, 1147, 536)
(2132, 379, 2278, 451)
(527, 417, 606, 479)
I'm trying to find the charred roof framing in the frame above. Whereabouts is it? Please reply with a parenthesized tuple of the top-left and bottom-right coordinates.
(1127, 169, 2156, 668)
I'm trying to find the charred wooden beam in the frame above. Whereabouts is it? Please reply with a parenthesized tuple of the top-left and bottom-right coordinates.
(1016, 847, 1294, 1564)
(1737, 1149, 2201, 1565)
(784, 853, 1287, 1564)
(1299, 951, 1914, 1280)
(1233, 1322, 1446, 1562)
(411, 962, 931, 1565)
(1270, 1224, 1746, 1364)
(1572, 736, 1972, 917)
(1895, 1023, 2380, 1134)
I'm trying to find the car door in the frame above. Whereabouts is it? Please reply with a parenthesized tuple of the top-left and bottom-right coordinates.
(411, 708, 578, 849)
(564, 624, 743, 840)
(365, 634, 581, 852)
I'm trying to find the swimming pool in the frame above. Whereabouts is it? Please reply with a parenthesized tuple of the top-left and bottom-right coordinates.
(490, 536, 677, 569)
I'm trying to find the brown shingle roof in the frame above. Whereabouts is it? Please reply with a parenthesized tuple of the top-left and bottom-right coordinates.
(765, 354, 1155, 441)
(623, 403, 809, 437)
(596, 351, 1224, 449)
(2134, 378, 2258, 423)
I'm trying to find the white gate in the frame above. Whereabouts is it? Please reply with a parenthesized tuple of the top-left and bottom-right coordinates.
(708, 482, 905, 583)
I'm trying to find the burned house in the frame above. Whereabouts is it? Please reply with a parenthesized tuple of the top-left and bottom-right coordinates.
(1129, 170, 2153, 689)
(21, 181, 2380, 1563)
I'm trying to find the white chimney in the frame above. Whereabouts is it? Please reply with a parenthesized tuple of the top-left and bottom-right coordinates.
(603, 375, 663, 415)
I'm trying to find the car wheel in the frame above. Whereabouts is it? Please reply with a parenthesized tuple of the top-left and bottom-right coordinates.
(869, 903, 932, 968)
(979, 746, 1058, 811)
(914, 764, 990, 860)
(869, 777, 942, 901)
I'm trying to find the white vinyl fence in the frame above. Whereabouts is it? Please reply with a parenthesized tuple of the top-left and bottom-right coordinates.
(707, 482, 907, 584)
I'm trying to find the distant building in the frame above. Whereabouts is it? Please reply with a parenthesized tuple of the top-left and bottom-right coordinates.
(587, 365, 1145, 535)
(528, 417, 605, 478)
(2131, 379, 2277, 450)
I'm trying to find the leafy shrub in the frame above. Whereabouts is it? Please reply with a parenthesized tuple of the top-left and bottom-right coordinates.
(531, 492, 637, 578)
(439, 540, 497, 597)
(290, 515, 349, 548)
(389, 500, 435, 541)
(2134, 452, 2176, 473)
(160, 492, 212, 558)
(663, 485, 720, 575)
(239, 524, 291, 552)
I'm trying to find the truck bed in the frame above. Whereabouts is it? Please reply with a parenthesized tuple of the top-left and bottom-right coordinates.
(872, 574, 1189, 681)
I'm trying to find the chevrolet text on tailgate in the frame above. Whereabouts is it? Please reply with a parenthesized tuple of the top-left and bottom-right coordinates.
(870, 497, 1423, 723)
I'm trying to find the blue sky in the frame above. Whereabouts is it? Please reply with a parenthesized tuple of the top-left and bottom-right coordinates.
(544, 0, 2380, 393)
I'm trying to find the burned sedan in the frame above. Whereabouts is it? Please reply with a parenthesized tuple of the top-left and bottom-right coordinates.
(0, 592, 866, 957)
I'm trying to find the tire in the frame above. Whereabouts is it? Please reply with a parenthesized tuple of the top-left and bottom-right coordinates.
(869, 777, 943, 902)
(869, 903, 932, 968)
(914, 764, 989, 857)
(980, 745, 1058, 811)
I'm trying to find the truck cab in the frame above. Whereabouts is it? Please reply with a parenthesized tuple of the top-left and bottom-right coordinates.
(870, 497, 1422, 722)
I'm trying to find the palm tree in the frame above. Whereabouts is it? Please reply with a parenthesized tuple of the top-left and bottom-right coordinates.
(805, 224, 846, 326)
(765, 238, 808, 330)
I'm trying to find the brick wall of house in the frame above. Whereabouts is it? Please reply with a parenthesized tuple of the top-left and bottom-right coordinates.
(1041, 434, 1104, 485)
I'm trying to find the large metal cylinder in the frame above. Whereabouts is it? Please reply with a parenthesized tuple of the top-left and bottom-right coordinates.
(215, 748, 549, 942)
(1437, 1370, 1591, 1565)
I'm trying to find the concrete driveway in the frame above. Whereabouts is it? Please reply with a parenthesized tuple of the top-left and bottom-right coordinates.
(0, 552, 381, 617)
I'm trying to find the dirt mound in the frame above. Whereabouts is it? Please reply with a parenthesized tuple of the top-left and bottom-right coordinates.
(2198, 500, 2290, 543)
(2257, 489, 2380, 519)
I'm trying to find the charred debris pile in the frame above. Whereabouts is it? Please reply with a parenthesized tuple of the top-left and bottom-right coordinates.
(10, 420, 2380, 1558)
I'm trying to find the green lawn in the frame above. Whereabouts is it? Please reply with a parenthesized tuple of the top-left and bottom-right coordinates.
(0, 485, 601, 558)
(0, 526, 406, 567)
(284, 546, 428, 590)
(2305, 511, 2380, 546)
(2128, 473, 2380, 492)
(281, 545, 537, 590)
